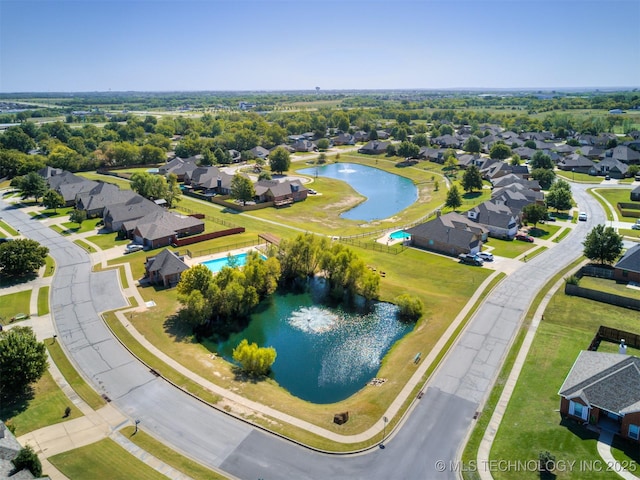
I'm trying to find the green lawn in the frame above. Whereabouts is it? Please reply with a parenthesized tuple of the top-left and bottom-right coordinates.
(553, 228, 571, 243)
(578, 276, 640, 299)
(86, 232, 130, 250)
(120, 426, 227, 480)
(619, 228, 640, 240)
(557, 170, 602, 183)
(528, 224, 561, 239)
(49, 438, 168, 480)
(61, 217, 102, 234)
(0, 290, 31, 324)
(0, 370, 82, 437)
(488, 282, 640, 479)
(44, 255, 56, 277)
(484, 237, 536, 258)
(37, 286, 50, 316)
(73, 239, 97, 253)
(46, 338, 106, 410)
(0, 219, 19, 236)
(593, 188, 637, 221)
(29, 207, 74, 219)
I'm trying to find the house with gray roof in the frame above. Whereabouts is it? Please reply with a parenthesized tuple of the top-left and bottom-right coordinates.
(492, 183, 544, 204)
(491, 174, 541, 191)
(254, 179, 308, 206)
(614, 244, 640, 283)
(144, 249, 189, 287)
(358, 141, 390, 155)
(44, 171, 99, 206)
(405, 212, 488, 257)
(602, 146, 640, 165)
(511, 146, 536, 160)
(467, 201, 519, 239)
(418, 147, 447, 163)
(557, 154, 596, 174)
(103, 195, 159, 232)
(75, 182, 135, 218)
(332, 133, 356, 146)
(559, 350, 640, 442)
(631, 186, 640, 202)
(158, 157, 198, 181)
(590, 157, 629, 178)
(250, 146, 270, 159)
(38, 166, 63, 180)
(291, 139, 317, 153)
(184, 166, 234, 195)
(129, 210, 205, 248)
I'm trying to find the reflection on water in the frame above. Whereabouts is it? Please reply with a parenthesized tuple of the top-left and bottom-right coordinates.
(216, 279, 413, 404)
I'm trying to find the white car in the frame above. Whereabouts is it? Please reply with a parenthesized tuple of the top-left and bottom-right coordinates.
(578, 212, 588, 221)
(125, 244, 144, 253)
(477, 252, 494, 262)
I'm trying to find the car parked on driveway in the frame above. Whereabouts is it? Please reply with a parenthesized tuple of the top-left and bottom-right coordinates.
(477, 252, 494, 262)
(458, 253, 484, 266)
(515, 233, 534, 243)
(125, 244, 144, 254)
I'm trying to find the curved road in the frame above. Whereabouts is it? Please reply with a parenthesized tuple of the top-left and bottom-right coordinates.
(0, 182, 605, 479)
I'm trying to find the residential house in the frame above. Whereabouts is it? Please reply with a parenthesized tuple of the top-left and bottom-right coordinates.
(358, 141, 390, 155)
(54, 175, 99, 206)
(492, 183, 544, 205)
(184, 166, 234, 195)
(76, 183, 138, 218)
(559, 350, 640, 443)
(376, 130, 391, 140)
(103, 195, 159, 232)
(511, 146, 537, 160)
(250, 146, 270, 159)
(158, 157, 199, 181)
(229, 149, 242, 163)
(38, 166, 63, 180)
(144, 249, 189, 287)
(254, 179, 308, 206)
(602, 146, 640, 165)
(405, 212, 488, 256)
(579, 146, 605, 159)
(557, 154, 596, 174)
(553, 144, 577, 155)
(354, 131, 370, 142)
(491, 174, 541, 192)
(332, 133, 356, 145)
(457, 154, 483, 169)
(128, 210, 205, 248)
(614, 244, 640, 283)
(590, 157, 629, 178)
(432, 134, 462, 149)
(291, 139, 317, 153)
(418, 147, 447, 163)
(631, 186, 640, 202)
(467, 201, 519, 239)
(270, 144, 295, 154)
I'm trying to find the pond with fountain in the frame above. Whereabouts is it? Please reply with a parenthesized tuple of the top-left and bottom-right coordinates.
(215, 278, 413, 404)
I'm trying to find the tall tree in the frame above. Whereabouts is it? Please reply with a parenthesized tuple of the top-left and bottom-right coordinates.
(530, 150, 554, 169)
(489, 143, 512, 160)
(165, 173, 182, 207)
(583, 224, 623, 265)
(230, 174, 255, 206)
(461, 165, 483, 193)
(13, 171, 47, 202)
(269, 147, 291, 174)
(445, 185, 462, 210)
(42, 189, 64, 212)
(0, 327, 48, 399)
(0, 238, 48, 276)
(522, 203, 547, 228)
(69, 209, 87, 227)
(545, 187, 573, 212)
(463, 135, 482, 154)
(531, 168, 556, 190)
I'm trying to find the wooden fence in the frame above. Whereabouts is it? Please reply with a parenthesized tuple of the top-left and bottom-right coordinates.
(172, 227, 245, 247)
(565, 283, 640, 311)
(588, 325, 640, 351)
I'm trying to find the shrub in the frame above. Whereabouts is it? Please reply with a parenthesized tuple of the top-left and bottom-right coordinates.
(394, 294, 424, 321)
(565, 274, 580, 285)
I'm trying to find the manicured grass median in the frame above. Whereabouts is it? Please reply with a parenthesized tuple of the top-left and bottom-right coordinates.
(49, 438, 167, 480)
(0, 219, 19, 236)
(74, 239, 97, 253)
(0, 370, 82, 437)
(46, 338, 107, 410)
(44, 255, 55, 277)
(37, 286, 50, 316)
(120, 426, 227, 480)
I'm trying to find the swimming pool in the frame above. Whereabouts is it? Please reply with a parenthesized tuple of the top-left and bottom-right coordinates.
(200, 252, 265, 273)
(389, 230, 411, 240)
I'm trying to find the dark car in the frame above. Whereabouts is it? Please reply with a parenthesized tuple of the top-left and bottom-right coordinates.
(458, 253, 484, 266)
(0, 237, 12, 243)
(515, 233, 534, 243)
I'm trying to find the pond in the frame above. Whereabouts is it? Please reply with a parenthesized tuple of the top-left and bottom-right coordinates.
(298, 163, 418, 221)
(215, 278, 413, 404)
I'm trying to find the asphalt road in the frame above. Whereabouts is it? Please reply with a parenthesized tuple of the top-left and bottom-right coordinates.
(0, 182, 604, 479)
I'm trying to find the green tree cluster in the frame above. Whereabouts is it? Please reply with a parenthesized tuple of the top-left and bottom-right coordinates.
(11, 171, 47, 202)
(0, 238, 49, 276)
(130, 172, 181, 207)
(231, 174, 256, 205)
(583, 224, 623, 265)
(0, 327, 48, 399)
(545, 179, 573, 212)
(177, 252, 281, 328)
(232, 339, 277, 376)
(531, 168, 556, 190)
(394, 294, 424, 321)
(522, 203, 547, 228)
(269, 146, 291, 174)
(461, 165, 483, 193)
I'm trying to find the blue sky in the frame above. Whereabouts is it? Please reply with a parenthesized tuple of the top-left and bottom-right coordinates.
(1, 0, 638, 92)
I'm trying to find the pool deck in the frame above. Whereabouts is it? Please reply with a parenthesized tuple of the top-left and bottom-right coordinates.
(184, 245, 265, 268)
(377, 231, 409, 246)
